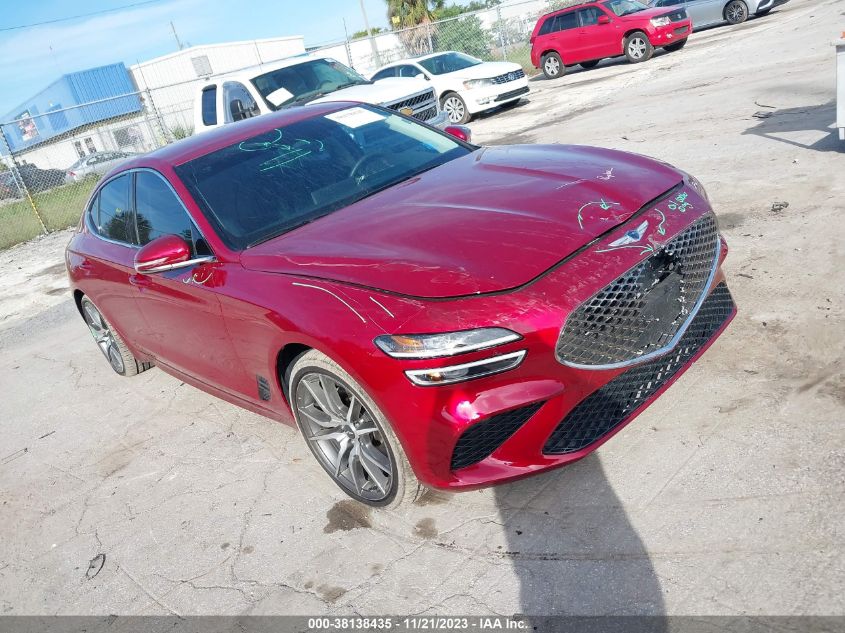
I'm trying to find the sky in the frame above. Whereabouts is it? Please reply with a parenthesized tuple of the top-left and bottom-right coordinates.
(0, 0, 398, 115)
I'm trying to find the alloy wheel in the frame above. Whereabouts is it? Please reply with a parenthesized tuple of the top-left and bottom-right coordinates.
(628, 37, 648, 60)
(544, 56, 560, 76)
(81, 300, 125, 374)
(727, 2, 747, 22)
(295, 372, 395, 502)
(442, 96, 466, 124)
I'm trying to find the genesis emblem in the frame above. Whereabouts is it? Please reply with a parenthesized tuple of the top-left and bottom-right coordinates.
(609, 220, 649, 248)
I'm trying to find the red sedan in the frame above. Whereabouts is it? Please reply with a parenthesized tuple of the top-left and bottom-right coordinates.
(66, 102, 734, 508)
(530, 0, 693, 79)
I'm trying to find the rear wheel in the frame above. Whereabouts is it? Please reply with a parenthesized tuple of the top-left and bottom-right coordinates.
(579, 59, 600, 69)
(441, 93, 470, 124)
(80, 296, 152, 376)
(624, 32, 654, 63)
(541, 52, 565, 79)
(287, 349, 424, 509)
(664, 38, 688, 52)
(725, 0, 749, 24)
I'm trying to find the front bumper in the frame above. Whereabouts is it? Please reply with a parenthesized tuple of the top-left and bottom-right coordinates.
(365, 184, 735, 490)
(648, 19, 692, 45)
(464, 79, 530, 114)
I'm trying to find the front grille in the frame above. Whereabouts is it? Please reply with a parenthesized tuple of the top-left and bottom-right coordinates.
(544, 283, 734, 455)
(556, 212, 719, 368)
(667, 9, 687, 21)
(495, 86, 530, 102)
(385, 89, 437, 120)
(491, 68, 526, 85)
(451, 402, 544, 471)
(415, 105, 438, 122)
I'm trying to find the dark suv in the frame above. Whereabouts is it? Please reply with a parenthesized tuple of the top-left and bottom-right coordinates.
(530, 0, 693, 79)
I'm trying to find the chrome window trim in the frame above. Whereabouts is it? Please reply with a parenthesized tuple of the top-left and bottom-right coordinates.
(86, 167, 214, 258)
(558, 238, 722, 371)
(405, 350, 527, 387)
(136, 255, 216, 274)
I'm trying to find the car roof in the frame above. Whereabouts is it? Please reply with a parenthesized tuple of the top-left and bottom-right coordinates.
(208, 54, 339, 83)
(539, 1, 597, 18)
(116, 101, 352, 169)
(377, 50, 478, 70)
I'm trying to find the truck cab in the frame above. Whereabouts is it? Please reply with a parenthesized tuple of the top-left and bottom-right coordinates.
(194, 56, 446, 133)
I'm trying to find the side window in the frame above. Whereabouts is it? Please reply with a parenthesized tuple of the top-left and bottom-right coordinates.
(555, 11, 579, 31)
(134, 171, 210, 256)
(397, 65, 423, 78)
(371, 68, 396, 81)
(538, 16, 555, 35)
(96, 175, 136, 244)
(223, 82, 259, 123)
(578, 7, 601, 25)
(201, 86, 217, 126)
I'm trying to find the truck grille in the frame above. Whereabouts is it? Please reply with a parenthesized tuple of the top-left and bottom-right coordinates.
(556, 212, 720, 368)
(384, 89, 438, 121)
(491, 69, 525, 85)
(544, 283, 734, 455)
(451, 402, 544, 471)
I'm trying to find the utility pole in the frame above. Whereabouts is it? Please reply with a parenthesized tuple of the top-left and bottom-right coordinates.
(170, 21, 184, 51)
(358, 0, 381, 67)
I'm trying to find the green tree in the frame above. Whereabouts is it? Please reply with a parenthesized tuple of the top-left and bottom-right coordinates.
(435, 14, 490, 59)
(351, 26, 386, 38)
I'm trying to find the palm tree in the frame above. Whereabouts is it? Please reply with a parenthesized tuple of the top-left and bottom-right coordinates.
(385, 0, 444, 54)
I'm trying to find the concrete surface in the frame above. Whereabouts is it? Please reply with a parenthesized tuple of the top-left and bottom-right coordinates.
(0, 0, 843, 616)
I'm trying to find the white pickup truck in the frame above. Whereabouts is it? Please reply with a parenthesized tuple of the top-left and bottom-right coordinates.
(194, 56, 447, 133)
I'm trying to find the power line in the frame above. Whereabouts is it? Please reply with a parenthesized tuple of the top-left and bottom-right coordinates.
(0, 0, 164, 33)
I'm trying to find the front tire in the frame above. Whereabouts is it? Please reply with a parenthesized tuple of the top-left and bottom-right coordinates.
(541, 52, 565, 79)
(664, 38, 688, 52)
(287, 349, 423, 509)
(725, 0, 749, 24)
(624, 32, 654, 63)
(80, 296, 152, 376)
(441, 93, 470, 124)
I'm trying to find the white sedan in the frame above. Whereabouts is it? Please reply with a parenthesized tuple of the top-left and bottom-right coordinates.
(371, 51, 530, 124)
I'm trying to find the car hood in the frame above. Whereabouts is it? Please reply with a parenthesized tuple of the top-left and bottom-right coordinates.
(443, 61, 524, 81)
(240, 145, 683, 299)
(615, 7, 676, 20)
(312, 78, 430, 106)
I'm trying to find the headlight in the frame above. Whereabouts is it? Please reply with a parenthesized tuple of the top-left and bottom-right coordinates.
(405, 351, 526, 386)
(374, 327, 521, 359)
(463, 78, 494, 89)
(650, 16, 671, 26)
(684, 172, 710, 202)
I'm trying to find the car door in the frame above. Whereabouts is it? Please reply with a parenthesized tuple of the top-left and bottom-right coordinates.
(684, 0, 724, 27)
(128, 169, 246, 397)
(78, 174, 149, 342)
(575, 6, 619, 60)
(549, 9, 582, 64)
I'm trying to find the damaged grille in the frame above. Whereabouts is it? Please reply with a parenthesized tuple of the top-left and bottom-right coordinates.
(451, 402, 544, 471)
(556, 212, 719, 368)
(544, 283, 734, 455)
(491, 69, 526, 85)
(384, 88, 438, 121)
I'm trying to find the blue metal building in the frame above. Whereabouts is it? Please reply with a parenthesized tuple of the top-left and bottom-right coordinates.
(1, 63, 142, 154)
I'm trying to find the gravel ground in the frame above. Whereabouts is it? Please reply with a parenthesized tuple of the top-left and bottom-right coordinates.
(0, 0, 843, 616)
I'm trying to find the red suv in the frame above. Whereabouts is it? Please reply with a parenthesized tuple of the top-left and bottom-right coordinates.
(530, 0, 693, 79)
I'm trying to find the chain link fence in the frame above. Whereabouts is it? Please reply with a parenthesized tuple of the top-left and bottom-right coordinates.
(0, 0, 582, 251)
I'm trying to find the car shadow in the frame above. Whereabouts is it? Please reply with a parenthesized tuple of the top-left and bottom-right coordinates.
(492, 456, 666, 622)
(529, 47, 673, 84)
(743, 101, 841, 153)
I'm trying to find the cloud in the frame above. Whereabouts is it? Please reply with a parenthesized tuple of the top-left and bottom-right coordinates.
(0, 0, 209, 114)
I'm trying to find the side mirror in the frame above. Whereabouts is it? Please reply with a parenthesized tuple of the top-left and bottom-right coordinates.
(444, 125, 472, 143)
(134, 235, 191, 274)
(598, 15, 611, 24)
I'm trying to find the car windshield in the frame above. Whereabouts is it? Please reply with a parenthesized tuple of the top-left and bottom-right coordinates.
(175, 105, 472, 250)
(251, 59, 371, 109)
(602, 0, 650, 16)
(418, 52, 481, 75)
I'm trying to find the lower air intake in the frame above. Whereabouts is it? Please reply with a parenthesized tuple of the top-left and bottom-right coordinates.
(451, 402, 544, 471)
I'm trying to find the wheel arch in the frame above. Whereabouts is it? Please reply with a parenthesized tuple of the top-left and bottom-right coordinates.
(73, 289, 85, 318)
(276, 342, 313, 404)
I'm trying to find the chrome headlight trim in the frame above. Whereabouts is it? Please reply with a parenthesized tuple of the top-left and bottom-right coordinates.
(405, 350, 527, 386)
(374, 328, 522, 359)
